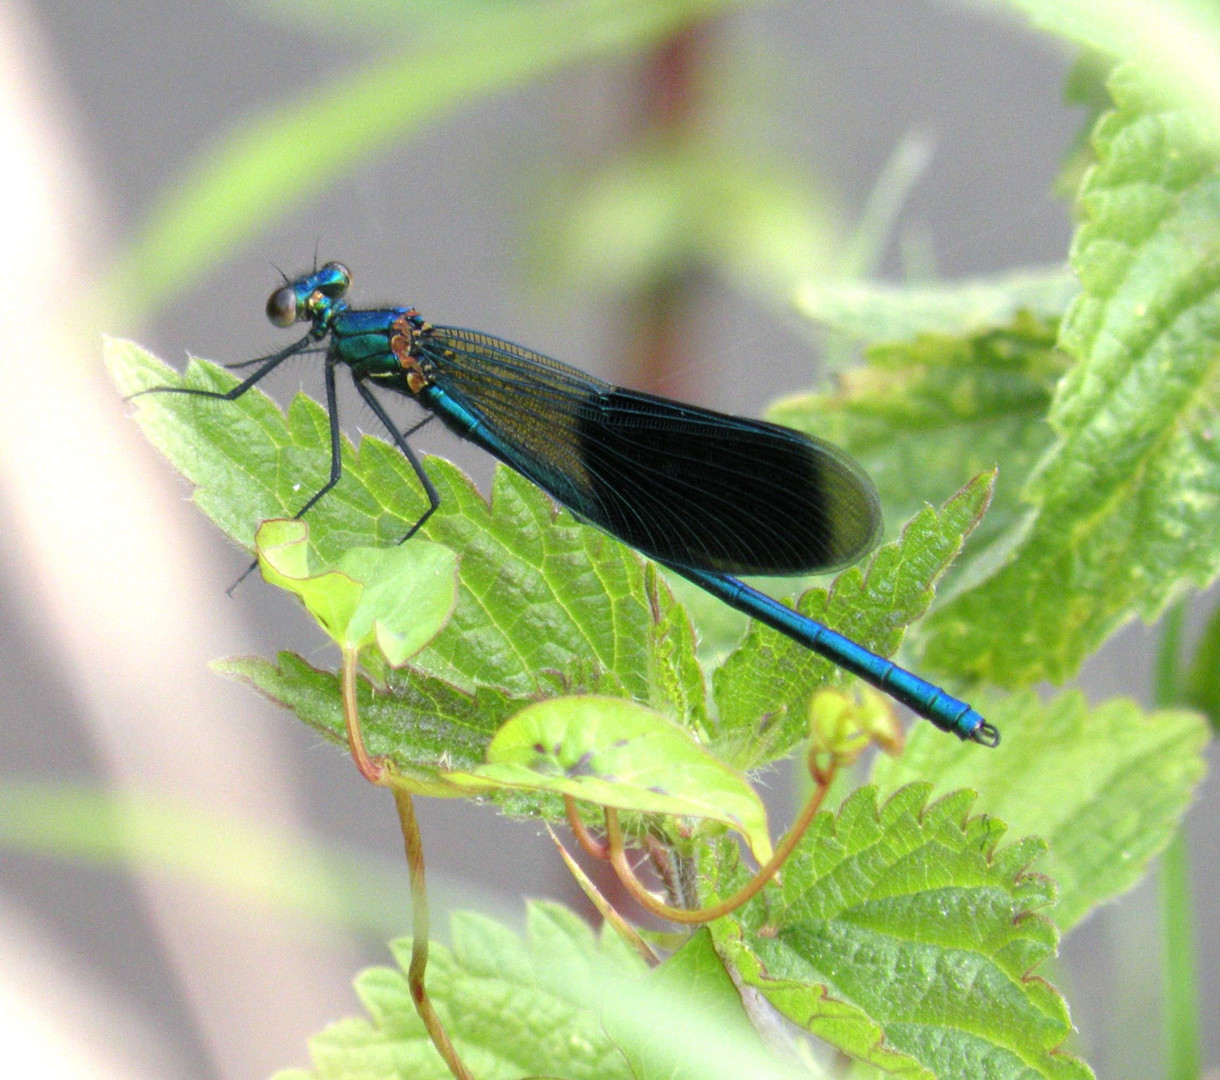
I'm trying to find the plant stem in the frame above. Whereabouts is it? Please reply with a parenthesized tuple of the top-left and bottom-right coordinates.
(1160, 830, 1200, 1080)
(604, 759, 836, 924)
(393, 786, 475, 1080)
(1154, 600, 1185, 705)
(341, 647, 383, 784)
(1154, 599, 1200, 1080)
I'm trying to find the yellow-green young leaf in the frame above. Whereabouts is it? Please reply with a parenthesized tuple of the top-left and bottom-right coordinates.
(255, 518, 458, 665)
(447, 697, 772, 863)
(793, 267, 1078, 343)
(871, 690, 1208, 931)
(710, 786, 1090, 1080)
(921, 65, 1220, 685)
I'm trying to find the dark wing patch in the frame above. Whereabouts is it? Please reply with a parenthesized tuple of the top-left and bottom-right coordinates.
(421, 329, 880, 575)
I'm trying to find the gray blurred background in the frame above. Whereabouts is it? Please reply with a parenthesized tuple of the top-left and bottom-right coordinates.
(0, 1, 1214, 1078)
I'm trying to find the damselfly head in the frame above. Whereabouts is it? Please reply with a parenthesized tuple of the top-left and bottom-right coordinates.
(265, 261, 351, 328)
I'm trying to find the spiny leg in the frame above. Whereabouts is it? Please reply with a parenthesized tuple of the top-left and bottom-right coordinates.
(352, 377, 441, 541)
(226, 352, 345, 593)
(288, 353, 346, 521)
(127, 333, 316, 403)
(402, 414, 434, 440)
(223, 342, 325, 371)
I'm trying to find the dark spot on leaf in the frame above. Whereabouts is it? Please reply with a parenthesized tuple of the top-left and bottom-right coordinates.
(566, 752, 595, 777)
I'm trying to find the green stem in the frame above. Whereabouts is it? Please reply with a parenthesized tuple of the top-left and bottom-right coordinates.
(1154, 601, 1186, 705)
(1154, 599, 1200, 1080)
(1160, 831, 1200, 1080)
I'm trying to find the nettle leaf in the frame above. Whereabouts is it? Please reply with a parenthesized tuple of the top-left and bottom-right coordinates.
(275, 902, 809, 1080)
(109, 340, 708, 722)
(214, 610, 702, 815)
(275, 902, 643, 1080)
(921, 66, 1220, 685)
(711, 473, 993, 769)
(871, 691, 1208, 931)
(217, 653, 549, 808)
(1000, 0, 1220, 126)
(770, 315, 1065, 570)
(710, 786, 1090, 1080)
(447, 696, 773, 862)
(109, 337, 437, 556)
(255, 519, 458, 665)
(600, 928, 809, 1080)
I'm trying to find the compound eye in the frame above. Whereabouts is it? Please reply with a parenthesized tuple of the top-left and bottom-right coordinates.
(266, 285, 298, 327)
(318, 262, 351, 299)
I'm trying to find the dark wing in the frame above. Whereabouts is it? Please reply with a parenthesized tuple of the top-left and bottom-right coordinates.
(420, 327, 881, 576)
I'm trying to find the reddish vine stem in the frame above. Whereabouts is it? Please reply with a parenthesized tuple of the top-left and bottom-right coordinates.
(564, 794, 610, 859)
(340, 647, 384, 785)
(604, 756, 838, 924)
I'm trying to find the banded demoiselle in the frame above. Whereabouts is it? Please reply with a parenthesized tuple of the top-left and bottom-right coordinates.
(141, 263, 998, 747)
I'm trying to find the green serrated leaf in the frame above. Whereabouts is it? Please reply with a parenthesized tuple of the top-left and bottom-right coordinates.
(711, 473, 994, 769)
(770, 315, 1064, 571)
(996, 0, 1220, 137)
(920, 65, 1220, 686)
(1057, 48, 1115, 198)
(870, 690, 1209, 930)
(256, 518, 458, 665)
(447, 696, 772, 862)
(711, 785, 1091, 1080)
(278, 903, 642, 1080)
(279, 900, 812, 1080)
(216, 653, 545, 807)
(601, 929, 811, 1080)
(644, 562, 712, 733)
(109, 340, 706, 722)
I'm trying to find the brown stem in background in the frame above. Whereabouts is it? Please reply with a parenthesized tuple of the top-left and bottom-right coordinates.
(623, 21, 713, 399)
(393, 787, 476, 1080)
